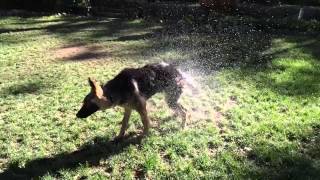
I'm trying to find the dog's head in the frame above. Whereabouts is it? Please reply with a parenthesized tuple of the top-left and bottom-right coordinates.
(76, 78, 112, 118)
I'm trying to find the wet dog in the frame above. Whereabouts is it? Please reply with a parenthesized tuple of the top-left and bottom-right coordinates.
(76, 62, 188, 139)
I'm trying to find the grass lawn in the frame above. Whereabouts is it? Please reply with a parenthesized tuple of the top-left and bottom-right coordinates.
(0, 15, 319, 179)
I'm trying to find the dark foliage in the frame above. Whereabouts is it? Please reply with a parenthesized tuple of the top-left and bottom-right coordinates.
(241, 0, 320, 6)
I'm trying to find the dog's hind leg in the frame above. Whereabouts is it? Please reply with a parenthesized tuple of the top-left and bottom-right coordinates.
(165, 86, 187, 128)
(172, 103, 187, 128)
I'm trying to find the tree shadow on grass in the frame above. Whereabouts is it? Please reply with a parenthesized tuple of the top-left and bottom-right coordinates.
(55, 43, 112, 61)
(287, 36, 320, 60)
(10, 18, 67, 25)
(0, 133, 143, 179)
(0, 16, 158, 43)
(267, 35, 320, 61)
(246, 125, 320, 179)
(0, 17, 105, 34)
(0, 81, 45, 96)
(115, 33, 154, 41)
(238, 64, 320, 97)
(237, 34, 320, 97)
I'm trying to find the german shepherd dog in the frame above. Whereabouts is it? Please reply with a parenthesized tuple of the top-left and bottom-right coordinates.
(76, 62, 188, 139)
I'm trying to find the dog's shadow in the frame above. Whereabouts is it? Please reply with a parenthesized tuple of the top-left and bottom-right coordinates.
(0, 133, 143, 179)
(1, 116, 187, 179)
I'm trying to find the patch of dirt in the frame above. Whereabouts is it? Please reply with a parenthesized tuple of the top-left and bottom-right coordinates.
(224, 96, 237, 110)
(53, 43, 111, 61)
(213, 111, 224, 130)
(183, 88, 238, 133)
(134, 168, 146, 179)
(213, 96, 238, 134)
(180, 85, 217, 128)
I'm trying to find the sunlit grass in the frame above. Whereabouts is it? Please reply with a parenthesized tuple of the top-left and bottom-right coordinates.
(0, 15, 319, 179)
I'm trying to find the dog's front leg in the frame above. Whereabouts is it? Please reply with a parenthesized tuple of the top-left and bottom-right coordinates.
(117, 107, 132, 139)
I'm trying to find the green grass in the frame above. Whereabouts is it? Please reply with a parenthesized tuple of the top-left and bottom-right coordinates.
(0, 15, 319, 179)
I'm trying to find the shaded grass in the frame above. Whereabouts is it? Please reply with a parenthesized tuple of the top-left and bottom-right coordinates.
(0, 15, 319, 179)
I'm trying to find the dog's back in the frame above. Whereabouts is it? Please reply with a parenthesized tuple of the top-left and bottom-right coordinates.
(103, 62, 183, 105)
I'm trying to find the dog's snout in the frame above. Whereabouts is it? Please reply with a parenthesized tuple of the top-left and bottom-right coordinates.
(76, 102, 99, 119)
(76, 109, 88, 118)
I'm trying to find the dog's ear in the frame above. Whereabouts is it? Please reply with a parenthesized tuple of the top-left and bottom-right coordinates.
(88, 77, 104, 99)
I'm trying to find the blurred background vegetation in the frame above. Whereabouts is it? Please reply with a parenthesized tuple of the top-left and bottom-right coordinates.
(0, 0, 319, 14)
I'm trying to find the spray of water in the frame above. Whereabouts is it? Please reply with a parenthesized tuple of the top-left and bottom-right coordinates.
(177, 67, 218, 127)
(137, 9, 270, 127)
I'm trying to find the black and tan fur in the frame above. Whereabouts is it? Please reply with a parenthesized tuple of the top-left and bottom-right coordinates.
(76, 62, 188, 139)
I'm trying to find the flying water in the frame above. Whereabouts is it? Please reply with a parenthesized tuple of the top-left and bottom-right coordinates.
(137, 7, 271, 127)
